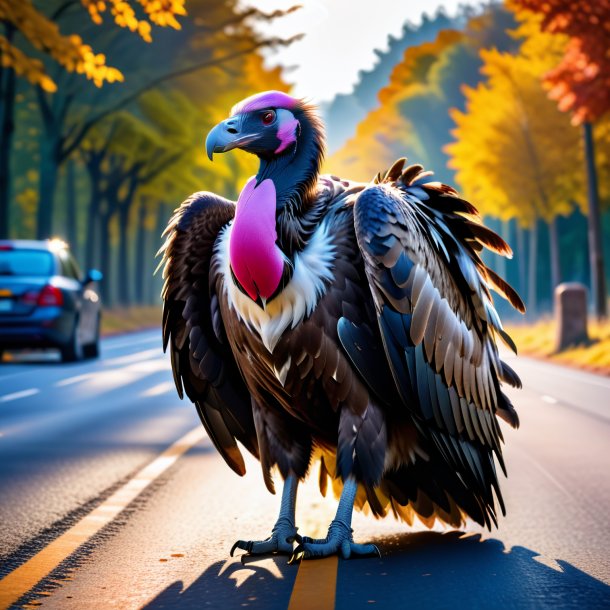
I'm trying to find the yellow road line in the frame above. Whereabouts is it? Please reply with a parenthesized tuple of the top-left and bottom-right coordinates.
(0, 426, 205, 610)
(288, 557, 338, 610)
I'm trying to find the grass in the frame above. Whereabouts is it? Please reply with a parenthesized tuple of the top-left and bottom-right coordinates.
(506, 318, 610, 376)
(101, 306, 161, 337)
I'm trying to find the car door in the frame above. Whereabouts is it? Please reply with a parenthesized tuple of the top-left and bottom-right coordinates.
(66, 253, 99, 344)
(56, 250, 89, 343)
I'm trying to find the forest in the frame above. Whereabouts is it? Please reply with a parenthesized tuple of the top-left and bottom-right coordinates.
(1, 0, 608, 320)
(330, 1, 610, 321)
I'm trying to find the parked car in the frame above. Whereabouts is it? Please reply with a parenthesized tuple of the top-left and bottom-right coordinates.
(0, 239, 102, 362)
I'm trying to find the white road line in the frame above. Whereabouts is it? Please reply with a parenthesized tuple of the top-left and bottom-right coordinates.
(541, 395, 558, 404)
(140, 381, 174, 397)
(55, 373, 93, 387)
(0, 388, 40, 402)
(103, 334, 159, 352)
(103, 348, 162, 367)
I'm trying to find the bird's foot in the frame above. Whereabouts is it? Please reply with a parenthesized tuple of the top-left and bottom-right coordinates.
(289, 519, 380, 562)
(230, 516, 297, 559)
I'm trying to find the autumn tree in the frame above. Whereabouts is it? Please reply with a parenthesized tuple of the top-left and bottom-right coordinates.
(73, 26, 292, 306)
(446, 42, 584, 315)
(0, 0, 187, 239)
(511, 0, 610, 317)
(330, 30, 464, 181)
(329, 5, 518, 184)
(79, 91, 196, 304)
(1, 0, 299, 240)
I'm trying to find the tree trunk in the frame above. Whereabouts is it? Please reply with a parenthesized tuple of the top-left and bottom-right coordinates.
(117, 206, 131, 307)
(37, 135, 60, 239)
(115, 172, 140, 307)
(548, 216, 561, 302)
(135, 199, 147, 305)
(65, 159, 78, 257)
(582, 122, 607, 318)
(527, 222, 538, 317)
(99, 211, 113, 306)
(516, 222, 526, 300)
(84, 158, 103, 271)
(0, 25, 16, 239)
(85, 196, 100, 271)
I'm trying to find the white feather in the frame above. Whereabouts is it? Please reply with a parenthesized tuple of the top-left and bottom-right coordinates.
(273, 356, 292, 387)
(215, 220, 336, 353)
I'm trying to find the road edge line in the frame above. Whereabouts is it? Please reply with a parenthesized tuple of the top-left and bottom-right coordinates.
(0, 425, 205, 610)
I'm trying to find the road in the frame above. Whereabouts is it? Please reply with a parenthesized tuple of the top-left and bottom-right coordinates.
(0, 329, 609, 609)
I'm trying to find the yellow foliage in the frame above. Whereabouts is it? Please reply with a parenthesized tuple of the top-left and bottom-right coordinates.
(15, 188, 38, 235)
(0, 35, 57, 92)
(329, 30, 463, 181)
(0, 0, 186, 91)
(101, 306, 161, 335)
(506, 317, 610, 376)
(446, 25, 583, 225)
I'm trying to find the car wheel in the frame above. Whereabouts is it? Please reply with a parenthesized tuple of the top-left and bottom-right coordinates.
(61, 319, 83, 363)
(83, 315, 100, 360)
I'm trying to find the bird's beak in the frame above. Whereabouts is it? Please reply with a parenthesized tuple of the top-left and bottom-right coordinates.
(205, 116, 257, 161)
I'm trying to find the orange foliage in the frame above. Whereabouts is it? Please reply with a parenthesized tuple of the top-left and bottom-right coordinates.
(0, 0, 186, 91)
(511, 0, 610, 124)
(329, 30, 463, 181)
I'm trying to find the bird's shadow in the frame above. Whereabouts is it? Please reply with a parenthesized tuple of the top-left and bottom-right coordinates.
(142, 556, 296, 610)
(142, 531, 609, 610)
(338, 531, 610, 609)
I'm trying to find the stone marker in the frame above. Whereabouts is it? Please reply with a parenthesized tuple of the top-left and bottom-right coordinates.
(555, 282, 589, 351)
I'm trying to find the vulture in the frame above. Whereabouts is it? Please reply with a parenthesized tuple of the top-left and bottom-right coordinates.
(160, 91, 524, 561)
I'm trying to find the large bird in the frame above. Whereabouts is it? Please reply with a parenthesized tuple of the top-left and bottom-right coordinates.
(160, 91, 524, 561)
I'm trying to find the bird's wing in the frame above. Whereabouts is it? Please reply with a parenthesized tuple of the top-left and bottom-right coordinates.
(350, 160, 524, 526)
(159, 192, 258, 476)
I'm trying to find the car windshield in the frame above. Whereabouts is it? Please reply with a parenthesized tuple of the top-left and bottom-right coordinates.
(0, 250, 54, 276)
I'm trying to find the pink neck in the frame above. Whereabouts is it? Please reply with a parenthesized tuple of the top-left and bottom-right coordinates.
(229, 178, 284, 302)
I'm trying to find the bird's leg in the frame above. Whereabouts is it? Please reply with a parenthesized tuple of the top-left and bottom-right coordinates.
(230, 474, 298, 557)
(290, 477, 379, 562)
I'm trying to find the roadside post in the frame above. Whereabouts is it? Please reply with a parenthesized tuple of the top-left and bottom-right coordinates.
(555, 282, 589, 351)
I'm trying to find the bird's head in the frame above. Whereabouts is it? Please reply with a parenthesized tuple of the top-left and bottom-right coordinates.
(206, 90, 322, 163)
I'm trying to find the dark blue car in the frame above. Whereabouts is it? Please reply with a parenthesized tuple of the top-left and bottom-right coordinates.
(0, 239, 102, 362)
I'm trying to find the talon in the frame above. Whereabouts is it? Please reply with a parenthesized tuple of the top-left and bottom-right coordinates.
(230, 541, 243, 557)
(288, 546, 304, 565)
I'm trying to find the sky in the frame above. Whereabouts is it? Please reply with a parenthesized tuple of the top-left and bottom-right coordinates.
(243, 0, 475, 103)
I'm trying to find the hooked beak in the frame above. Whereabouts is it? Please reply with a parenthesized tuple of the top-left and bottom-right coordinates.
(205, 117, 257, 161)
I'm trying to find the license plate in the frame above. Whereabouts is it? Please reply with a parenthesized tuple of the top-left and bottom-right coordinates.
(0, 299, 12, 312)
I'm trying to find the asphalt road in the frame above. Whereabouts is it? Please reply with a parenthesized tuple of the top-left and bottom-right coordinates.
(0, 329, 609, 609)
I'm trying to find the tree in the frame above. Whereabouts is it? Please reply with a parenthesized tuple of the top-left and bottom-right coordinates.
(0, 0, 187, 239)
(329, 5, 519, 185)
(2, 0, 300, 240)
(511, 0, 610, 317)
(75, 36, 292, 306)
(446, 43, 582, 315)
(330, 29, 464, 181)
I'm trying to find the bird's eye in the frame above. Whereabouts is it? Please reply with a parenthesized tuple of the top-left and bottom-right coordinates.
(261, 110, 276, 125)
